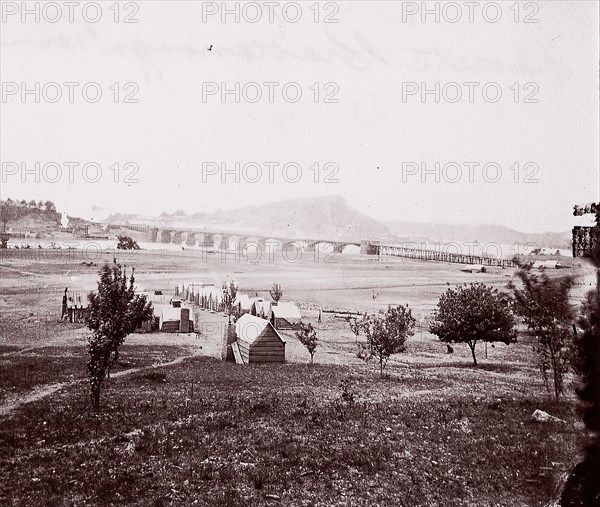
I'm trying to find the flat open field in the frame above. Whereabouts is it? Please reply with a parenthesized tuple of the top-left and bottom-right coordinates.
(0, 248, 593, 506)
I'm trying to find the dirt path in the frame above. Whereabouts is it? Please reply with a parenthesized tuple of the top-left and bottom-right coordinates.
(0, 350, 203, 419)
(0, 264, 41, 277)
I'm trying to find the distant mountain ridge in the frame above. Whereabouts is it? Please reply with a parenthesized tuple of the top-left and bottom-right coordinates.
(106, 196, 389, 240)
(105, 195, 571, 248)
(385, 221, 571, 249)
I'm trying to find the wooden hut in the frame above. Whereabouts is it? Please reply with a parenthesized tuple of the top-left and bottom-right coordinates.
(156, 305, 194, 333)
(159, 306, 181, 332)
(235, 315, 286, 364)
(269, 302, 302, 330)
(62, 290, 90, 323)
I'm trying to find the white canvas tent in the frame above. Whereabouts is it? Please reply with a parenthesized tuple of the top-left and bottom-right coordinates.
(269, 302, 302, 330)
(234, 294, 253, 314)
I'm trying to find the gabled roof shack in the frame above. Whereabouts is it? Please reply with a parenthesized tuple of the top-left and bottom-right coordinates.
(235, 314, 286, 364)
(236, 314, 286, 345)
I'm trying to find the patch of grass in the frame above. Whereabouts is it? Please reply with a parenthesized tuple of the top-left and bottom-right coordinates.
(0, 356, 580, 506)
(0, 345, 192, 403)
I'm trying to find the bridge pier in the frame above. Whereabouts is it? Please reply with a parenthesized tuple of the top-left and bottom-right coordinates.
(220, 234, 230, 251)
(203, 233, 214, 249)
(160, 230, 172, 243)
(185, 232, 196, 247)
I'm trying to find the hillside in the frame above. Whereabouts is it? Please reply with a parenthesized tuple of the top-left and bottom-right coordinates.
(0, 204, 61, 230)
(216, 196, 390, 239)
(386, 221, 572, 250)
(107, 196, 390, 240)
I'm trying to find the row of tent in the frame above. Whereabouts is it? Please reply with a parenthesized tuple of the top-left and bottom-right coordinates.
(233, 294, 302, 330)
(136, 291, 195, 333)
(174, 282, 303, 330)
(175, 283, 224, 312)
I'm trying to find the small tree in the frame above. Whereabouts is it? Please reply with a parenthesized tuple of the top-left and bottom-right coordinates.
(348, 314, 366, 343)
(429, 283, 516, 366)
(223, 281, 238, 324)
(361, 305, 416, 376)
(270, 283, 283, 302)
(86, 259, 153, 410)
(296, 322, 318, 364)
(510, 270, 574, 400)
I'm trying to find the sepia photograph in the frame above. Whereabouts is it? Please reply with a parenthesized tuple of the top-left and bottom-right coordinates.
(1, 1, 599, 505)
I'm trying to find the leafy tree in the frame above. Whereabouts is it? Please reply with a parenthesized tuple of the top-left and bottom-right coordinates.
(429, 283, 516, 366)
(37, 200, 44, 208)
(116, 235, 140, 250)
(270, 283, 283, 302)
(223, 281, 238, 324)
(19, 199, 27, 206)
(361, 305, 416, 376)
(296, 322, 318, 364)
(574, 279, 600, 432)
(28, 199, 37, 208)
(562, 277, 600, 506)
(86, 259, 153, 410)
(561, 205, 600, 505)
(0, 203, 18, 232)
(510, 270, 574, 400)
(44, 200, 56, 211)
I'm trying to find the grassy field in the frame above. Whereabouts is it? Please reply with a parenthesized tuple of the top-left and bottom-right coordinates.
(0, 248, 592, 506)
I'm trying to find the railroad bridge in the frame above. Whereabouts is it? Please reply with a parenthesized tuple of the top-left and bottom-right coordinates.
(120, 224, 362, 253)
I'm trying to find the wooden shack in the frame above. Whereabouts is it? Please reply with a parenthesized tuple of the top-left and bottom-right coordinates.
(156, 305, 194, 333)
(235, 314, 286, 364)
(61, 289, 90, 323)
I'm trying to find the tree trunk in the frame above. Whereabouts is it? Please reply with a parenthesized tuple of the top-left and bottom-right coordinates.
(91, 384, 101, 411)
(468, 341, 478, 366)
(550, 348, 561, 401)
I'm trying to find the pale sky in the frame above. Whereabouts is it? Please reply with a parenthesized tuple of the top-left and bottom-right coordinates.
(1, 0, 598, 233)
